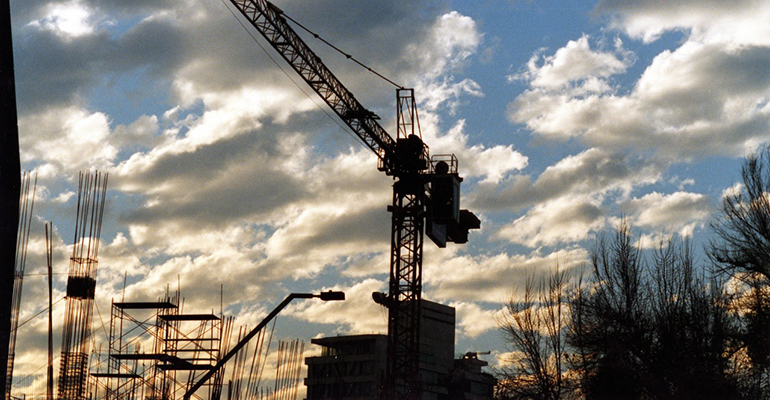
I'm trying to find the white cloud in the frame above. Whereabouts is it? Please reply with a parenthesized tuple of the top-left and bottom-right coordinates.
(509, 38, 770, 159)
(621, 191, 712, 237)
(496, 196, 606, 247)
(286, 279, 388, 335)
(51, 190, 76, 204)
(111, 115, 161, 150)
(537, 148, 641, 196)
(19, 106, 117, 172)
(29, 0, 97, 39)
(263, 202, 390, 279)
(452, 302, 504, 339)
(720, 182, 744, 200)
(420, 78, 483, 114)
(415, 11, 482, 79)
(422, 118, 528, 184)
(470, 148, 663, 216)
(596, 0, 770, 45)
(411, 11, 484, 113)
(425, 248, 588, 303)
(512, 35, 632, 91)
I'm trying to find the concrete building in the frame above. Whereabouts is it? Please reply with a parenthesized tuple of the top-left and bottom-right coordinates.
(305, 334, 386, 399)
(304, 300, 495, 399)
(447, 353, 497, 400)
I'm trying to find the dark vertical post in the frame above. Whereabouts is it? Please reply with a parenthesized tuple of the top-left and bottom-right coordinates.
(47, 223, 54, 400)
(0, 0, 20, 398)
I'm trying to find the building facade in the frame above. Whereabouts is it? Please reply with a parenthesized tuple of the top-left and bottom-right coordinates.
(304, 300, 495, 400)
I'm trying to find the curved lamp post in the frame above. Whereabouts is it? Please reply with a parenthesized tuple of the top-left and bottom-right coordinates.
(184, 291, 345, 400)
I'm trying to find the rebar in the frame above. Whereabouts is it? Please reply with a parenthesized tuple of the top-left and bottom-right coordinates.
(6, 172, 37, 400)
(58, 170, 108, 400)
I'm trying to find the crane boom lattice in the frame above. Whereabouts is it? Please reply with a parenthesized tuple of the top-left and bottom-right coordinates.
(228, 0, 400, 174)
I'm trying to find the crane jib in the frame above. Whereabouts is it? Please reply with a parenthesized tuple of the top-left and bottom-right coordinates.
(229, 0, 403, 171)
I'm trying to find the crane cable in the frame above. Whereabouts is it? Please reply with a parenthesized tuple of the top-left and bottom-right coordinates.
(279, 12, 405, 89)
(219, 0, 377, 151)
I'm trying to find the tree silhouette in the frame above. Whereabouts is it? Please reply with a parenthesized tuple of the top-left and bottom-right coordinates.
(496, 266, 575, 400)
(497, 146, 770, 399)
(567, 221, 650, 400)
(710, 146, 770, 282)
(709, 146, 770, 398)
(567, 223, 741, 399)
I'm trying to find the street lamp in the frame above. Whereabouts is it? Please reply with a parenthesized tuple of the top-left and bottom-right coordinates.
(184, 291, 345, 400)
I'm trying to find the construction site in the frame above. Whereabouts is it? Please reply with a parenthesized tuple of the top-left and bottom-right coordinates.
(0, 1, 494, 400)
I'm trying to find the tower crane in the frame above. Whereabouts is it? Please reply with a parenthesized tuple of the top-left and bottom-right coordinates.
(225, 1, 480, 398)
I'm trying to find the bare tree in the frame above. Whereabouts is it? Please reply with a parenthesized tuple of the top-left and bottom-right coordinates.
(567, 220, 650, 400)
(568, 221, 743, 399)
(710, 146, 770, 283)
(648, 237, 742, 399)
(496, 266, 574, 400)
(709, 145, 770, 398)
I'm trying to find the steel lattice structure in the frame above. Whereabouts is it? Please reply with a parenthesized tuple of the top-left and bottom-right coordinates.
(228, 0, 400, 174)
(224, 2, 479, 398)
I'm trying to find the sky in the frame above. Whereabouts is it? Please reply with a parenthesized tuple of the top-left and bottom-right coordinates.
(8, 0, 770, 395)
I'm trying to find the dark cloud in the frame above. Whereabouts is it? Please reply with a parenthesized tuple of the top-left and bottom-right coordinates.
(109, 16, 189, 75)
(278, 205, 391, 254)
(14, 29, 109, 112)
(640, 44, 770, 114)
(117, 127, 310, 228)
(88, 0, 169, 14)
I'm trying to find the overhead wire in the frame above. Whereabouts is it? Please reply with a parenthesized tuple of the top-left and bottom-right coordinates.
(93, 301, 109, 348)
(15, 296, 66, 331)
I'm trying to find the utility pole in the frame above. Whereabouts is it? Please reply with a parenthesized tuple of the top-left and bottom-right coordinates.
(0, 0, 20, 398)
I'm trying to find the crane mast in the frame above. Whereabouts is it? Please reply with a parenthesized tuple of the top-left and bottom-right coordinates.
(226, 1, 479, 398)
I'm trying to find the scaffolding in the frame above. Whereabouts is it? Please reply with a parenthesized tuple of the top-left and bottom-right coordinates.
(92, 293, 233, 400)
(91, 298, 178, 400)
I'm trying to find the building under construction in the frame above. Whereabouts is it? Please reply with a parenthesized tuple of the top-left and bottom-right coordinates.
(89, 293, 307, 400)
(3, 169, 309, 400)
(4, 0, 491, 398)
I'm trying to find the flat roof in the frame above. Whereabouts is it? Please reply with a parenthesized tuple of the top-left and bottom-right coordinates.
(311, 334, 386, 346)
